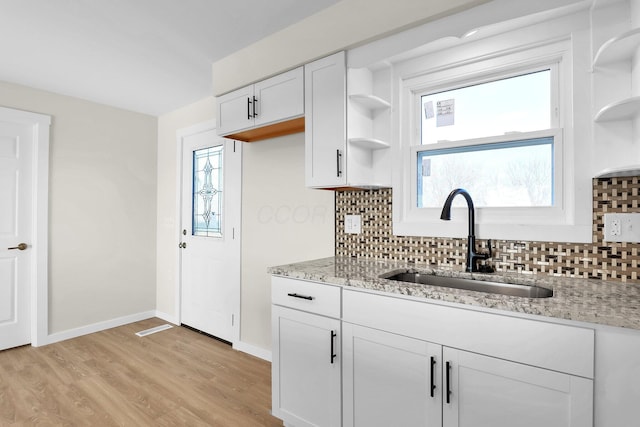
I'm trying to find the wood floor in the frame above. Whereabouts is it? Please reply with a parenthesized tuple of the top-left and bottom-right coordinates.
(0, 318, 283, 426)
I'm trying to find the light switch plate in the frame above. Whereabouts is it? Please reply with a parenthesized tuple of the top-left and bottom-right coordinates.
(604, 213, 640, 242)
(345, 214, 362, 234)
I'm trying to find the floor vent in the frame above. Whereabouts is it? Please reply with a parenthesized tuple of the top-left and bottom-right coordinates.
(135, 324, 173, 337)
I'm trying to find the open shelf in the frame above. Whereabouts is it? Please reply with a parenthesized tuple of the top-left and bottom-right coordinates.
(349, 94, 391, 111)
(348, 137, 390, 150)
(594, 96, 640, 122)
(594, 27, 640, 66)
(595, 164, 640, 178)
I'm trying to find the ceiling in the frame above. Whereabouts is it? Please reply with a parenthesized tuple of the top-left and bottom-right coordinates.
(0, 0, 340, 116)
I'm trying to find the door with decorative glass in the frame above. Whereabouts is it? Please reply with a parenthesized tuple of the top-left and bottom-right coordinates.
(179, 126, 241, 343)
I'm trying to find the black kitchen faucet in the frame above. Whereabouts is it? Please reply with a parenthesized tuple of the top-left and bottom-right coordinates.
(440, 188, 492, 273)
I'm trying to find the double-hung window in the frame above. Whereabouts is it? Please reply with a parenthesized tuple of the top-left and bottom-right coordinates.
(393, 35, 592, 243)
(417, 67, 556, 209)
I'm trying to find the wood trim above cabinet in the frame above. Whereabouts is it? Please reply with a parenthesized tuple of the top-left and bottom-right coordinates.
(224, 117, 304, 142)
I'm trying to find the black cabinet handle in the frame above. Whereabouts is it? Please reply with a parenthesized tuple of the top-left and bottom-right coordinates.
(252, 96, 258, 117)
(330, 330, 337, 364)
(430, 356, 436, 398)
(336, 149, 342, 177)
(446, 361, 452, 404)
(287, 293, 314, 300)
(247, 97, 252, 120)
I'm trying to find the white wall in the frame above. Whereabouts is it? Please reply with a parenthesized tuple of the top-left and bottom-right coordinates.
(211, 0, 488, 95)
(0, 80, 157, 334)
(156, 96, 216, 319)
(241, 134, 334, 350)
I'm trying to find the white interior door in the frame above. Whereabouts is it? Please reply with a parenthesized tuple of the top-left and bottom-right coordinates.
(180, 127, 241, 343)
(0, 120, 33, 350)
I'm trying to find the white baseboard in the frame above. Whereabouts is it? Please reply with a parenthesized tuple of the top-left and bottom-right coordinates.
(39, 311, 274, 365)
(233, 340, 272, 362)
(42, 310, 157, 346)
(154, 310, 179, 325)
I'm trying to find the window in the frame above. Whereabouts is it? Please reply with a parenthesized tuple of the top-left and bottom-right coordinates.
(192, 145, 223, 237)
(416, 69, 555, 209)
(417, 137, 554, 208)
(393, 30, 592, 243)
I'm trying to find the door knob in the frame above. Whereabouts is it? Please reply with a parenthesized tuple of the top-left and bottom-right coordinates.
(8, 243, 28, 251)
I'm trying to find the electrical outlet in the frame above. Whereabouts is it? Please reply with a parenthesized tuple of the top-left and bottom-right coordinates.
(610, 219, 621, 236)
(345, 214, 362, 234)
(604, 213, 640, 242)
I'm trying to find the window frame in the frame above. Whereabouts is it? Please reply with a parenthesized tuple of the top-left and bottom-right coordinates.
(392, 35, 592, 243)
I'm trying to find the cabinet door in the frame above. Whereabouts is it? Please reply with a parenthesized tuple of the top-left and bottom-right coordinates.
(272, 305, 341, 427)
(342, 323, 442, 427)
(443, 347, 593, 427)
(305, 51, 347, 187)
(254, 67, 303, 127)
(594, 327, 640, 426)
(217, 85, 254, 135)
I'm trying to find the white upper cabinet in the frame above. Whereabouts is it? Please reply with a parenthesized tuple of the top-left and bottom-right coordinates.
(305, 51, 348, 188)
(217, 85, 254, 136)
(217, 67, 304, 141)
(253, 68, 304, 128)
(304, 51, 393, 189)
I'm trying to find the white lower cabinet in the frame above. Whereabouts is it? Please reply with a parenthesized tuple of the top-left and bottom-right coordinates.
(594, 326, 640, 426)
(342, 323, 442, 427)
(272, 278, 595, 427)
(342, 322, 592, 427)
(271, 278, 342, 427)
(443, 347, 593, 427)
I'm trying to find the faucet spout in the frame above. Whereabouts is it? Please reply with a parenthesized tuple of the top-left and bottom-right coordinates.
(440, 188, 491, 273)
(440, 188, 475, 237)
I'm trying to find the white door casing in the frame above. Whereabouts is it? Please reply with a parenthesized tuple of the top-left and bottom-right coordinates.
(0, 107, 49, 350)
(178, 122, 241, 343)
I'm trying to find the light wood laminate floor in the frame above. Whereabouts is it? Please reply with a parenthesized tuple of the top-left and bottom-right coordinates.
(0, 318, 283, 426)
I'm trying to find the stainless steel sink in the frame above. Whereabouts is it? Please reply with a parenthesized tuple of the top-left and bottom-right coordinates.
(382, 272, 553, 298)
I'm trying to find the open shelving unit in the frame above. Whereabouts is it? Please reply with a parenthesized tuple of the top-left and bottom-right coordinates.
(591, 0, 640, 176)
(345, 65, 393, 188)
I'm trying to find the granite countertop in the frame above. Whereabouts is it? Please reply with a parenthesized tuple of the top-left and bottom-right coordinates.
(268, 256, 640, 330)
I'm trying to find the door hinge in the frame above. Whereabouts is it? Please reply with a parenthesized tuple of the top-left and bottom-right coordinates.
(232, 227, 235, 239)
(233, 140, 236, 152)
(231, 314, 235, 326)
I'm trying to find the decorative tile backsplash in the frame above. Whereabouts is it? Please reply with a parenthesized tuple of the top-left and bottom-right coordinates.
(335, 177, 640, 283)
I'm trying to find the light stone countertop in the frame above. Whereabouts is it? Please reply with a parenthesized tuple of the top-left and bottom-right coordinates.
(268, 256, 640, 330)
